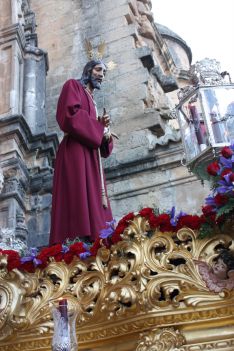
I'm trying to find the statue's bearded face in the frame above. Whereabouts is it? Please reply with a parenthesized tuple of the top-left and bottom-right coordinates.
(89, 63, 106, 90)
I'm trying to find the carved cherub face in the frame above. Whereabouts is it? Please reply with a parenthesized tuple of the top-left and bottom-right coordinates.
(212, 258, 228, 280)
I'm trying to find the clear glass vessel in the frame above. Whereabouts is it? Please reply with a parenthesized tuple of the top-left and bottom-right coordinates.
(52, 299, 78, 351)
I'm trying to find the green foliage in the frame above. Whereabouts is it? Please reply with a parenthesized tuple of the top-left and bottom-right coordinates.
(198, 222, 214, 239)
(216, 198, 234, 218)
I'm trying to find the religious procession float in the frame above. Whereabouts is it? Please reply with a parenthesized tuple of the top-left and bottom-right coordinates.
(0, 62, 234, 351)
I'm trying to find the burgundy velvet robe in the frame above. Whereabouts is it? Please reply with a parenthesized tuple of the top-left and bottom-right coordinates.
(49, 79, 113, 245)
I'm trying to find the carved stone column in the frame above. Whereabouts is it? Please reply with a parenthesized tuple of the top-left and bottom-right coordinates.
(0, 0, 25, 117)
(0, 0, 58, 248)
(23, 6, 49, 135)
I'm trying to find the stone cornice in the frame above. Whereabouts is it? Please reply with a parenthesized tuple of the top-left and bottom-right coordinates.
(105, 143, 183, 180)
(0, 114, 59, 166)
(0, 24, 25, 50)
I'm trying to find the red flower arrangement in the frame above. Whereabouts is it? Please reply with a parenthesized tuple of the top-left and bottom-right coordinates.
(2, 145, 234, 274)
(221, 146, 233, 158)
(111, 212, 134, 244)
(207, 161, 220, 176)
(0, 206, 208, 273)
(198, 144, 234, 237)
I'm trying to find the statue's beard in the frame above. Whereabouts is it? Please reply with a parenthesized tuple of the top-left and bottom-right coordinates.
(89, 76, 101, 90)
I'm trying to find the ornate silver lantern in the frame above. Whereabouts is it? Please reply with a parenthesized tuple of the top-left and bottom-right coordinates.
(176, 58, 234, 180)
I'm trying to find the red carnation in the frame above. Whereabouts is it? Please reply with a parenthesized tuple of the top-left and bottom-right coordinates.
(221, 168, 232, 177)
(90, 239, 101, 256)
(201, 210, 216, 222)
(20, 261, 36, 273)
(115, 223, 126, 235)
(63, 242, 88, 263)
(69, 242, 86, 255)
(157, 213, 173, 232)
(139, 207, 154, 218)
(111, 231, 122, 244)
(63, 252, 74, 264)
(0, 250, 21, 271)
(214, 193, 228, 206)
(148, 213, 160, 228)
(160, 223, 174, 232)
(122, 212, 135, 223)
(111, 223, 126, 244)
(54, 253, 64, 262)
(157, 213, 170, 224)
(202, 205, 215, 216)
(207, 161, 220, 176)
(178, 215, 202, 230)
(221, 146, 233, 158)
(199, 214, 207, 224)
(37, 244, 63, 264)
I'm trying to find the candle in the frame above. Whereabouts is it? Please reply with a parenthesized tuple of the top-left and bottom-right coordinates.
(58, 298, 68, 321)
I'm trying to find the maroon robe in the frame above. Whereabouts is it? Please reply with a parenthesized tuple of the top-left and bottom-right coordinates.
(49, 79, 113, 245)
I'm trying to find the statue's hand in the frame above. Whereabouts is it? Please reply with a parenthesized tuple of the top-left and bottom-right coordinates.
(99, 108, 110, 127)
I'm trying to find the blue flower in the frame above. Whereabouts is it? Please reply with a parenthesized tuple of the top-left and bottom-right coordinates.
(20, 247, 42, 267)
(205, 195, 217, 207)
(62, 244, 69, 253)
(168, 206, 187, 227)
(217, 173, 234, 195)
(99, 219, 116, 239)
(79, 252, 91, 260)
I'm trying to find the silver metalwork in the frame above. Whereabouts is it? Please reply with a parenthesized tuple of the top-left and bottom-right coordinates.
(0, 228, 27, 253)
(175, 58, 234, 180)
(178, 58, 233, 102)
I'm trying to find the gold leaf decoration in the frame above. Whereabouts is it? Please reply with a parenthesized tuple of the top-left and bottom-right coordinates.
(0, 219, 233, 350)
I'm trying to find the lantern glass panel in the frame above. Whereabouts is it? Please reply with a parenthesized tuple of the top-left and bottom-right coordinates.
(200, 86, 234, 144)
(178, 95, 209, 162)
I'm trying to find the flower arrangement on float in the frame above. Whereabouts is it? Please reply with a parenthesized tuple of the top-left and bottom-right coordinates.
(1, 145, 234, 273)
(201, 144, 234, 236)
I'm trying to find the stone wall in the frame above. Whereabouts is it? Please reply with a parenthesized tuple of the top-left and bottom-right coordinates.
(0, 0, 210, 246)
(30, 0, 210, 222)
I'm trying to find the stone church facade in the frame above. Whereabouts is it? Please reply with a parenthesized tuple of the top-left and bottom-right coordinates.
(0, 0, 209, 247)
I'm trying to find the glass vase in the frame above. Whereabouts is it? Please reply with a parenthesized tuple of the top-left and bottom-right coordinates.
(52, 299, 78, 351)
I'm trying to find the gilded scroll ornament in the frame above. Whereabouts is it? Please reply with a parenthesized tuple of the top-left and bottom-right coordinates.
(0, 218, 233, 348)
(136, 327, 185, 351)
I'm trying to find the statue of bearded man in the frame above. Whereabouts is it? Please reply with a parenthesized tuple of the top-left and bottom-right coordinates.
(49, 60, 113, 245)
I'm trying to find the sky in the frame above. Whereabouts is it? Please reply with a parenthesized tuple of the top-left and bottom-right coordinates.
(152, 0, 234, 80)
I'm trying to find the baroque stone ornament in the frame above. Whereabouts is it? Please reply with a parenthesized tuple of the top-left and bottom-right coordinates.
(0, 216, 233, 350)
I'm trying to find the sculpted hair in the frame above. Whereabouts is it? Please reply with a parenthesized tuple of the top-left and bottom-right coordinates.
(218, 249, 234, 271)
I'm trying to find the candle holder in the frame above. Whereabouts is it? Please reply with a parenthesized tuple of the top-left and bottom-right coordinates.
(175, 58, 234, 181)
(52, 299, 78, 351)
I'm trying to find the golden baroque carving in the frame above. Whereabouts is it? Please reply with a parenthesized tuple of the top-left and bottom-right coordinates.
(182, 338, 234, 351)
(136, 327, 185, 351)
(0, 217, 233, 344)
